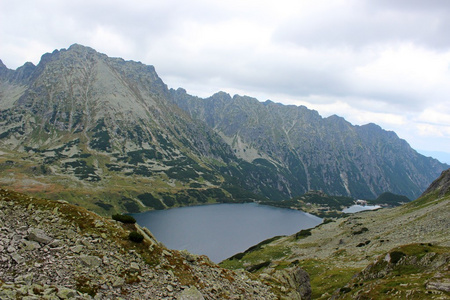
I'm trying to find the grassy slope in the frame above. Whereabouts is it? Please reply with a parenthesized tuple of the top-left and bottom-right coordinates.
(221, 186, 450, 299)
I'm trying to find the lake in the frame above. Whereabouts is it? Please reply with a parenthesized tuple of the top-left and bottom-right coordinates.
(132, 203, 322, 263)
(343, 205, 381, 213)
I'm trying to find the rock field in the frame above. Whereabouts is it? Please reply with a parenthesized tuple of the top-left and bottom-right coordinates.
(0, 188, 278, 299)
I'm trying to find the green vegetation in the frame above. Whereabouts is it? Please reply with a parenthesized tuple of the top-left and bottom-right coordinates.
(89, 119, 111, 152)
(352, 227, 369, 235)
(137, 193, 164, 210)
(299, 259, 360, 299)
(372, 192, 410, 206)
(339, 243, 450, 299)
(260, 190, 354, 218)
(220, 236, 288, 269)
(128, 231, 144, 243)
(389, 250, 405, 264)
(295, 228, 312, 239)
(95, 201, 113, 210)
(122, 199, 141, 213)
(112, 214, 136, 224)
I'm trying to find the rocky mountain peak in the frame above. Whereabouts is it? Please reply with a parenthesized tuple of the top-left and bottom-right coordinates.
(0, 59, 7, 70)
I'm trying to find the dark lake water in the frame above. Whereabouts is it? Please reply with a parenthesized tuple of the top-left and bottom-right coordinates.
(132, 203, 322, 263)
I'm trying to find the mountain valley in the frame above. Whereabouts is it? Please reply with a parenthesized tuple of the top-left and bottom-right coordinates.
(0, 44, 448, 216)
(1, 44, 450, 299)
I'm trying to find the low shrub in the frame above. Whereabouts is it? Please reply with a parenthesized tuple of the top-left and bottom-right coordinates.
(352, 227, 369, 235)
(112, 214, 136, 224)
(295, 229, 312, 239)
(129, 231, 144, 243)
(390, 251, 406, 264)
(246, 261, 271, 272)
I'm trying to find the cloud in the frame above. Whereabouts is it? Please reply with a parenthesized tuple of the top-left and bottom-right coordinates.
(274, 0, 450, 50)
(1, 0, 450, 157)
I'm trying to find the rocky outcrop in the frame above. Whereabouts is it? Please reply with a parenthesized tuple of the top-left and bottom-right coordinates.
(0, 188, 278, 299)
(271, 266, 311, 300)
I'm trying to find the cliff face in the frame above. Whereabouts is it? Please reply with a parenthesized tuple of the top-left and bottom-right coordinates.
(171, 89, 448, 200)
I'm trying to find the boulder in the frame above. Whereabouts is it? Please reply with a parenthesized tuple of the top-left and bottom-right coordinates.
(177, 286, 205, 300)
(27, 228, 53, 244)
(56, 288, 77, 299)
(80, 255, 102, 268)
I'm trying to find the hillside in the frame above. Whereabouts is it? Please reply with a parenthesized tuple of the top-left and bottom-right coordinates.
(1, 187, 317, 299)
(0, 44, 448, 214)
(221, 169, 450, 299)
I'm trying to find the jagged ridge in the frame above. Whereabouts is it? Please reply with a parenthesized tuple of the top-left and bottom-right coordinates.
(171, 88, 448, 200)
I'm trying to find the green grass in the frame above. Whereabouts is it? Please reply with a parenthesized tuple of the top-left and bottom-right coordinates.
(220, 242, 291, 270)
(298, 259, 361, 299)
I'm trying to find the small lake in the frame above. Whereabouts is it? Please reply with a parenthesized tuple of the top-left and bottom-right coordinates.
(343, 205, 381, 213)
(132, 203, 322, 263)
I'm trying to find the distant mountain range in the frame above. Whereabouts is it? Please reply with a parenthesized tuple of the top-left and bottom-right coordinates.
(0, 44, 448, 213)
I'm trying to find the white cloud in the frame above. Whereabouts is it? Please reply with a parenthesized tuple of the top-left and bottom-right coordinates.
(1, 0, 450, 159)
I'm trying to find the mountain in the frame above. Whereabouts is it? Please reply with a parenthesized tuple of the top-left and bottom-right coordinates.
(171, 88, 448, 200)
(0, 44, 448, 213)
(221, 168, 450, 298)
(0, 44, 262, 213)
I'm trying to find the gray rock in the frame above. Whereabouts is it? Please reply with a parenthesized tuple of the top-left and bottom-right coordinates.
(48, 239, 63, 248)
(11, 253, 24, 264)
(177, 286, 205, 300)
(27, 228, 53, 244)
(70, 245, 84, 253)
(426, 280, 450, 292)
(0, 289, 17, 299)
(130, 262, 140, 272)
(23, 240, 41, 251)
(80, 255, 102, 268)
(112, 276, 125, 288)
(273, 266, 311, 300)
(56, 288, 77, 299)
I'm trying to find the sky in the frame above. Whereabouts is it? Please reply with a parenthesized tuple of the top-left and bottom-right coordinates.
(1, 0, 450, 164)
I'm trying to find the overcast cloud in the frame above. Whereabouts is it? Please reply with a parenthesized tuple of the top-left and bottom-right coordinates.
(1, 0, 450, 163)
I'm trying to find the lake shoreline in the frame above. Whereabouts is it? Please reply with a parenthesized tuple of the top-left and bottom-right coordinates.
(132, 202, 322, 263)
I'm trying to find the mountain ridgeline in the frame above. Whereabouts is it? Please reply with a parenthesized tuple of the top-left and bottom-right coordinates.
(171, 88, 448, 200)
(0, 44, 447, 213)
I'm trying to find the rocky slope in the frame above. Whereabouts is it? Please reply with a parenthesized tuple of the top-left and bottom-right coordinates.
(0, 44, 448, 214)
(171, 89, 448, 200)
(221, 169, 450, 299)
(0, 187, 316, 299)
